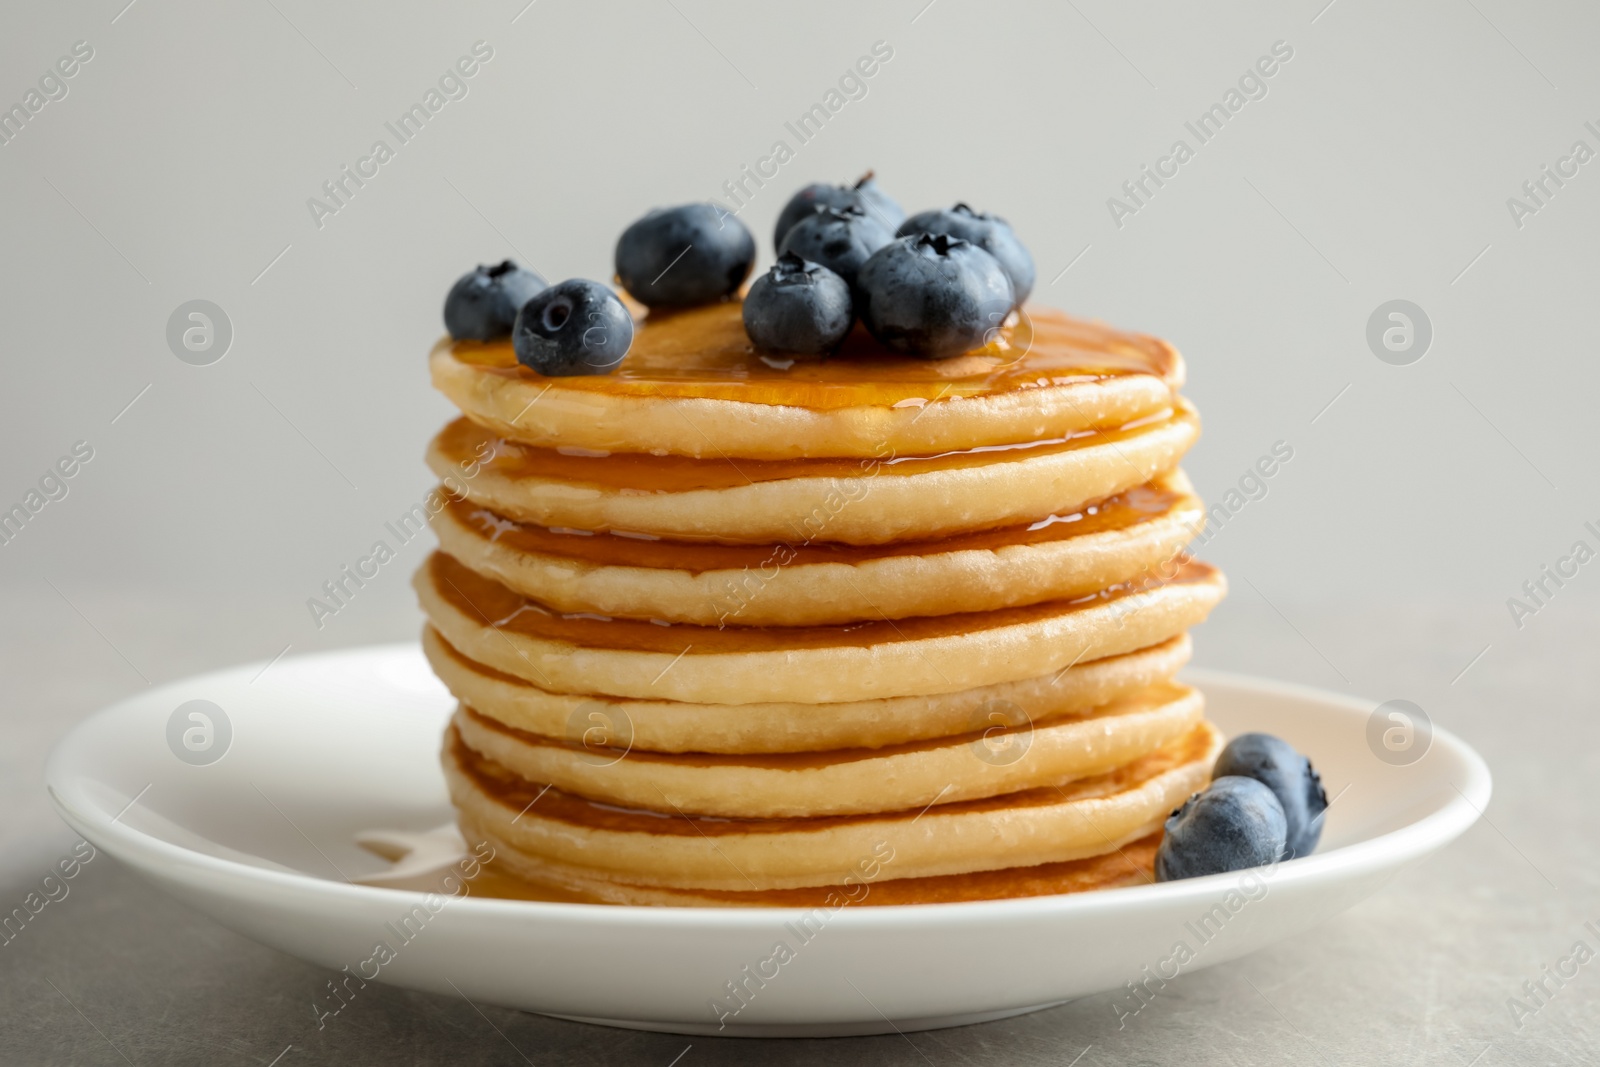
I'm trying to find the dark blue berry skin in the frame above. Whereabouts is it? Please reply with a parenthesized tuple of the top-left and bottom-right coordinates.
(742, 253, 854, 357)
(512, 279, 633, 377)
(1155, 776, 1288, 882)
(773, 172, 906, 250)
(614, 204, 755, 308)
(443, 260, 547, 340)
(777, 207, 895, 289)
(1213, 733, 1328, 859)
(854, 234, 1013, 359)
(896, 204, 1035, 307)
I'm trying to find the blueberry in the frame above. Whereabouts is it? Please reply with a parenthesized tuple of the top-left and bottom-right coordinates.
(1155, 776, 1288, 882)
(742, 253, 854, 357)
(773, 171, 906, 250)
(443, 260, 547, 341)
(854, 234, 1013, 359)
(614, 204, 755, 308)
(896, 204, 1035, 307)
(777, 206, 895, 289)
(1213, 733, 1328, 859)
(512, 279, 633, 377)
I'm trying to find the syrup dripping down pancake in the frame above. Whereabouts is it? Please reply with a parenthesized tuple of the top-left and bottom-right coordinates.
(431, 302, 1184, 460)
(415, 550, 1225, 704)
(426, 401, 1199, 546)
(443, 720, 1221, 892)
(429, 471, 1204, 626)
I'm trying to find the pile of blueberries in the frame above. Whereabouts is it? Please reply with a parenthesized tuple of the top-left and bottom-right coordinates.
(730, 173, 1034, 360)
(1155, 732, 1329, 881)
(441, 172, 1037, 374)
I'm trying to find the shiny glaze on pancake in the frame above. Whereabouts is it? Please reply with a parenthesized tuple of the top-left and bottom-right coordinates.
(432, 403, 1191, 494)
(439, 478, 1193, 572)
(440, 301, 1179, 409)
(425, 549, 1218, 652)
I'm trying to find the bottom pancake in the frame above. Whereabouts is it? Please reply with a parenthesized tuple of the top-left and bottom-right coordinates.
(443, 719, 1221, 892)
(462, 827, 1161, 907)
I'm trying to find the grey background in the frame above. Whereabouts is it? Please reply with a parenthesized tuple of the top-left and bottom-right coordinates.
(2, 0, 1597, 1063)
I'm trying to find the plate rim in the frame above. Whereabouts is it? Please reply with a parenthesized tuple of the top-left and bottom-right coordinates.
(45, 646, 1493, 930)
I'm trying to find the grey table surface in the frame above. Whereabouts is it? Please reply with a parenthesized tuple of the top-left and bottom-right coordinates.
(1, 591, 1596, 1067)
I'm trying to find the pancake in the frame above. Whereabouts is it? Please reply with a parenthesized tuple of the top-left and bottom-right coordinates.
(415, 550, 1225, 704)
(429, 472, 1205, 626)
(449, 682, 1202, 817)
(466, 832, 1161, 907)
(426, 402, 1198, 546)
(444, 719, 1222, 891)
(430, 302, 1184, 461)
(422, 626, 1193, 754)
(420, 285, 1226, 909)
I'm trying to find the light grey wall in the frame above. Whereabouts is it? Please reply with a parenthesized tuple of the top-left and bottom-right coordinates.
(2, 0, 1597, 684)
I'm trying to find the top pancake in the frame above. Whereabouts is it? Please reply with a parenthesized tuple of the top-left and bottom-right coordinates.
(430, 302, 1185, 460)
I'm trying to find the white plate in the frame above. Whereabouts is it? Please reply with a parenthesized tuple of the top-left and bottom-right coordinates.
(45, 644, 1489, 1038)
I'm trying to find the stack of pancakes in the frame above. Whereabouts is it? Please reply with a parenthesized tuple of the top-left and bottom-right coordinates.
(417, 301, 1225, 906)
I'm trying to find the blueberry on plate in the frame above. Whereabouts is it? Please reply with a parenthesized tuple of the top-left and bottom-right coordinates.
(614, 204, 755, 308)
(777, 206, 895, 289)
(512, 279, 633, 376)
(1155, 776, 1288, 882)
(1213, 733, 1328, 859)
(443, 260, 547, 340)
(854, 233, 1014, 359)
(773, 171, 906, 250)
(742, 253, 854, 357)
(896, 204, 1035, 307)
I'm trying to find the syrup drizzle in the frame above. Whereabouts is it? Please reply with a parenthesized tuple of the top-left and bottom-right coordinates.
(443, 478, 1197, 572)
(442, 301, 1180, 410)
(432, 401, 1195, 494)
(426, 550, 1218, 652)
